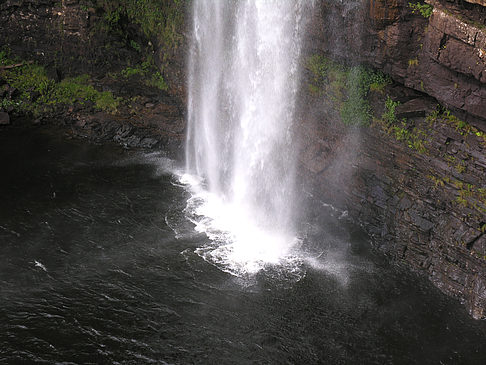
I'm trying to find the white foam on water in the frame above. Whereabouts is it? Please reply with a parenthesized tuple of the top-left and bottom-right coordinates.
(179, 173, 304, 277)
(34, 260, 47, 272)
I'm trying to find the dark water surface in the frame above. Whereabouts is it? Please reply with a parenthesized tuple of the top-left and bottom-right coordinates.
(1, 127, 486, 364)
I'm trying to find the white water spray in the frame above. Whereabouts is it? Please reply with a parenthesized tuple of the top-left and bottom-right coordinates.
(184, 0, 312, 275)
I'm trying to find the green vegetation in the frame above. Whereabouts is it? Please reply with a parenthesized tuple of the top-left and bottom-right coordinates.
(408, 2, 433, 18)
(51, 75, 119, 113)
(426, 107, 486, 146)
(443, 154, 467, 174)
(119, 60, 168, 90)
(455, 181, 485, 213)
(427, 174, 486, 214)
(427, 174, 445, 188)
(340, 67, 373, 126)
(423, 107, 486, 226)
(306, 54, 390, 126)
(146, 71, 168, 90)
(378, 96, 428, 154)
(391, 122, 428, 154)
(382, 96, 399, 125)
(96, 0, 185, 66)
(129, 40, 142, 53)
(408, 58, 419, 67)
(121, 66, 145, 78)
(0, 51, 119, 116)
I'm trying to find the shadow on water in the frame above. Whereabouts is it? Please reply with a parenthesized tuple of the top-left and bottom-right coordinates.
(1, 127, 486, 364)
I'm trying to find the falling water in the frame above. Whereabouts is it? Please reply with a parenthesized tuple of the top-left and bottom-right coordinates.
(184, 0, 312, 275)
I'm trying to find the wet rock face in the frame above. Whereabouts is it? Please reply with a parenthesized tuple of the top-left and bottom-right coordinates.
(409, 2, 486, 123)
(371, 0, 486, 125)
(466, 0, 486, 5)
(300, 0, 486, 319)
(368, 0, 401, 28)
(308, 0, 486, 125)
(1, 0, 104, 77)
(298, 86, 486, 319)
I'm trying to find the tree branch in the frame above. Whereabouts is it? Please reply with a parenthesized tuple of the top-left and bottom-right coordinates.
(0, 61, 34, 70)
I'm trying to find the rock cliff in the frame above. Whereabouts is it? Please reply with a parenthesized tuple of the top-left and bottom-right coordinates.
(299, 0, 486, 318)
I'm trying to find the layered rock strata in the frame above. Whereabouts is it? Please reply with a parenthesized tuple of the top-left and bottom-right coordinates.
(299, 0, 486, 318)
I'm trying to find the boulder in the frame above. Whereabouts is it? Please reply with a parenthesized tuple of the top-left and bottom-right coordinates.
(0, 111, 10, 125)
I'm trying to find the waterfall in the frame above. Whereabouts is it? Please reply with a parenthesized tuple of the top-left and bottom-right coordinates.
(184, 0, 311, 275)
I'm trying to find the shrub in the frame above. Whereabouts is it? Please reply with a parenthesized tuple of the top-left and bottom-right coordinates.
(408, 58, 419, 67)
(146, 71, 168, 91)
(306, 55, 391, 126)
(340, 66, 373, 126)
(382, 96, 400, 125)
(95, 91, 120, 112)
(119, 63, 168, 91)
(426, 107, 486, 145)
(0, 52, 120, 116)
(409, 2, 433, 18)
(96, 0, 185, 62)
(121, 66, 145, 78)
